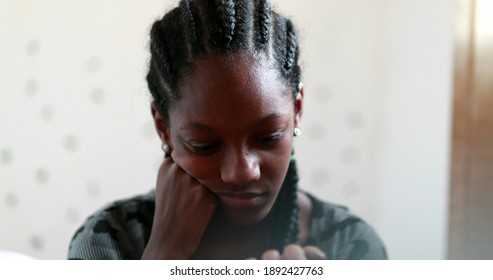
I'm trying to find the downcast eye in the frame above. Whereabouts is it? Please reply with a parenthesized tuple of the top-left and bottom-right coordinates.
(258, 131, 284, 146)
(186, 142, 219, 154)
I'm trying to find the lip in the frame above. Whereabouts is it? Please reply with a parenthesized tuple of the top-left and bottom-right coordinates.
(216, 192, 264, 209)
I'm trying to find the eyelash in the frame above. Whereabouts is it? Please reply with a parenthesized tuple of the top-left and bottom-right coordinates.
(187, 143, 219, 154)
(185, 131, 285, 155)
(258, 132, 283, 146)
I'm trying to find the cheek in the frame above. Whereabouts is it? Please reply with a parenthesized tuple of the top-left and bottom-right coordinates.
(266, 153, 291, 183)
(171, 149, 219, 186)
(259, 140, 294, 184)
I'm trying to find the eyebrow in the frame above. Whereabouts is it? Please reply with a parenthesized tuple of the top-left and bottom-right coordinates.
(179, 113, 286, 132)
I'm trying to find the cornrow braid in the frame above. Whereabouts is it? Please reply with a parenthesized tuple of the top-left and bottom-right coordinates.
(254, 0, 271, 52)
(283, 20, 297, 76)
(147, 0, 303, 253)
(231, 0, 251, 51)
(148, 21, 175, 114)
(284, 20, 300, 95)
(215, 0, 236, 47)
(271, 12, 301, 100)
(150, 22, 173, 84)
(270, 157, 300, 250)
(179, 0, 200, 58)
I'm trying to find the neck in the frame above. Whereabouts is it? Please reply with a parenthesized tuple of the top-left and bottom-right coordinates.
(210, 206, 276, 235)
(190, 207, 276, 259)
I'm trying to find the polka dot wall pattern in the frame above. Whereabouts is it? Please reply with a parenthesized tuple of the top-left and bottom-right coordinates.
(297, 79, 369, 211)
(5, 192, 18, 208)
(25, 79, 39, 96)
(0, 0, 381, 259)
(1, 149, 13, 165)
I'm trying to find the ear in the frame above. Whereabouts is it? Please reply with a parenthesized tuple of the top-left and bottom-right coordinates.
(294, 83, 304, 128)
(150, 102, 170, 145)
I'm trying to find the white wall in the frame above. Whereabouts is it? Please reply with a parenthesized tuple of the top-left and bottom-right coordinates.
(0, 0, 453, 259)
(372, 0, 454, 259)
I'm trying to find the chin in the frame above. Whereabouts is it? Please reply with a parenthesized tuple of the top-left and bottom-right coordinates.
(222, 206, 271, 227)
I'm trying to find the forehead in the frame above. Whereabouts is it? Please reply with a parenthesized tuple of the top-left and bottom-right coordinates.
(169, 53, 293, 128)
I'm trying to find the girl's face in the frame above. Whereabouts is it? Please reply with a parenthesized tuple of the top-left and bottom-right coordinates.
(156, 54, 303, 226)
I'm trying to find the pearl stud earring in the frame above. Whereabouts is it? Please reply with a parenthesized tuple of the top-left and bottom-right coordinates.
(294, 127, 301, 137)
(161, 143, 171, 156)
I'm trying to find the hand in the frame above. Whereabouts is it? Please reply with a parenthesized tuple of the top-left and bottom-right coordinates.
(258, 244, 327, 260)
(142, 157, 217, 259)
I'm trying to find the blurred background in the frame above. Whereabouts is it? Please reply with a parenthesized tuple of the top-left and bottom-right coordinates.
(1, 0, 490, 259)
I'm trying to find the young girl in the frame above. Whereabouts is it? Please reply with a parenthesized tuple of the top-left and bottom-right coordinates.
(68, 0, 387, 260)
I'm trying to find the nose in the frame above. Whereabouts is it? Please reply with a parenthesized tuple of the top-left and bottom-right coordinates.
(220, 149, 260, 186)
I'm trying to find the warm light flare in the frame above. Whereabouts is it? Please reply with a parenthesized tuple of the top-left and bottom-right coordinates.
(476, 0, 493, 36)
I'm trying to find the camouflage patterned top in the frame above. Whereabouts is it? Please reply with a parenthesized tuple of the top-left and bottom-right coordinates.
(68, 190, 387, 259)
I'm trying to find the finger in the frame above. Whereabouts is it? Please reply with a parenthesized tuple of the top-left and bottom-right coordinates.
(282, 244, 306, 260)
(304, 246, 327, 260)
(262, 249, 281, 260)
(157, 157, 175, 175)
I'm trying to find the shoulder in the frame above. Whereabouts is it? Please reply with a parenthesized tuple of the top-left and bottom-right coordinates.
(304, 192, 388, 260)
(68, 190, 155, 260)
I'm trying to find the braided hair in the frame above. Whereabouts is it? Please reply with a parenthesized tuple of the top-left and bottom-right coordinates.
(147, 0, 302, 252)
